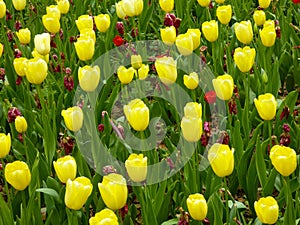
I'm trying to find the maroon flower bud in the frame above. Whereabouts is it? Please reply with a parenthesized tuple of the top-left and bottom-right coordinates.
(16, 76, 22, 85)
(18, 133, 24, 142)
(102, 165, 117, 175)
(169, 13, 176, 20)
(203, 122, 211, 133)
(120, 205, 128, 219)
(64, 75, 74, 92)
(54, 65, 61, 73)
(275, 26, 281, 38)
(116, 21, 125, 35)
(201, 134, 209, 146)
(233, 86, 239, 98)
(59, 28, 64, 40)
(8, 107, 22, 123)
(60, 52, 65, 60)
(217, 131, 230, 145)
(131, 28, 138, 38)
(228, 99, 237, 115)
(69, 36, 77, 43)
(203, 218, 210, 225)
(6, 11, 12, 21)
(34, 94, 42, 109)
(14, 49, 22, 58)
(280, 133, 290, 146)
(280, 106, 290, 120)
(29, 4, 37, 13)
(173, 18, 181, 29)
(50, 39, 57, 48)
(275, 20, 279, 26)
(65, 67, 72, 75)
(98, 123, 105, 132)
(0, 68, 5, 81)
(7, 31, 13, 42)
(52, 54, 58, 61)
(282, 123, 290, 133)
(14, 20, 22, 31)
(164, 13, 174, 27)
(293, 109, 298, 117)
(209, 1, 213, 9)
(113, 35, 125, 46)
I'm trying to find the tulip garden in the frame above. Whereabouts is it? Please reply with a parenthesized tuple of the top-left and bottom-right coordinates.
(0, 0, 300, 224)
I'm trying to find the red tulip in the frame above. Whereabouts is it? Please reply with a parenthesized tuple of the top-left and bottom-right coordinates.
(293, 0, 300, 3)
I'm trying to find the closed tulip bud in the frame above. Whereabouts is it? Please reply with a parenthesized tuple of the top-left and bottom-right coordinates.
(116, 1, 127, 19)
(15, 116, 27, 133)
(233, 46, 256, 73)
(253, 10, 266, 26)
(34, 33, 51, 56)
(234, 20, 253, 44)
(183, 72, 199, 90)
(0, 43, 2, 57)
(74, 37, 95, 61)
(215, 0, 225, 3)
(32, 48, 49, 63)
(160, 26, 176, 46)
(5, 161, 31, 190)
(13, 57, 28, 76)
(155, 56, 177, 85)
(254, 197, 279, 224)
(159, 0, 174, 12)
(125, 153, 147, 182)
(117, 66, 135, 84)
(65, 177, 93, 210)
(259, 0, 271, 9)
(183, 102, 202, 118)
(94, 14, 111, 33)
(124, 99, 149, 131)
(89, 208, 119, 225)
(122, 0, 143, 17)
(53, 155, 77, 183)
(254, 93, 277, 120)
(131, 54, 143, 69)
(57, 0, 70, 14)
(80, 29, 96, 43)
(181, 116, 202, 142)
(187, 29, 201, 50)
(212, 74, 234, 100)
(76, 15, 93, 32)
(98, 173, 128, 210)
(138, 64, 149, 80)
(216, 5, 232, 25)
(208, 143, 234, 177)
(186, 193, 208, 221)
(202, 20, 219, 42)
(61, 106, 83, 132)
(176, 34, 193, 56)
(0, 133, 11, 158)
(16, 28, 31, 44)
(42, 13, 61, 34)
(78, 65, 100, 92)
(260, 25, 276, 47)
(12, 0, 26, 11)
(46, 5, 61, 19)
(0, 0, 6, 19)
(197, 0, 210, 7)
(24, 58, 48, 84)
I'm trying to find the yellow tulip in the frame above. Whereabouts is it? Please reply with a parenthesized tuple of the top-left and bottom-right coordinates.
(116, 1, 126, 19)
(12, 0, 26, 11)
(260, 25, 276, 47)
(0, 43, 2, 57)
(78, 65, 100, 92)
(74, 37, 95, 61)
(234, 20, 253, 44)
(42, 13, 61, 34)
(186, 193, 208, 221)
(53, 155, 77, 183)
(131, 54, 142, 69)
(202, 20, 218, 42)
(121, 0, 143, 17)
(46, 5, 61, 19)
(233, 46, 256, 73)
(259, 0, 271, 9)
(24, 58, 48, 84)
(124, 98, 149, 131)
(16, 28, 31, 44)
(187, 29, 201, 50)
(80, 29, 96, 44)
(117, 66, 135, 84)
(13, 57, 28, 76)
(61, 106, 84, 132)
(254, 197, 279, 224)
(253, 10, 266, 26)
(0, 133, 11, 158)
(76, 15, 93, 32)
(155, 56, 177, 85)
(56, 0, 70, 14)
(125, 153, 147, 182)
(181, 116, 202, 142)
(94, 14, 111, 33)
(0, 0, 6, 18)
(270, 145, 297, 176)
(137, 64, 149, 80)
(89, 208, 119, 225)
(65, 177, 93, 210)
(98, 173, 128, 210)
(34, 33, 51, 56)
(216, 5, 232, 25)
(208, 143, 234, 177)
(5, 161, 31, 191)
(197, 0, 210, 7)
(183, 72, 199, 90)
(254, 93, 277, 121)
(159, 0, 174, 12)
(212, 74, 234, 100)
(32, 48, 49, 63)
(263, 20, 275, 28)
(160, 26, 176, 46)
(183, 102, 202, 118)
(176, 34, 193, 56)
(215, 0, 225, 3)
(15, 116, 27, 133)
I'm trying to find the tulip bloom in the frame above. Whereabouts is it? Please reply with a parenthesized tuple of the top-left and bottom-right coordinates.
(208, 143, 234, 177)
(24, 58, 48, 84)
(160, 26, 176, 46)
(215, 0, 225, 3)
(202, 20, 219, 42)
(121, 0, 143, 17)
(76, 15, 93, 32)
(125, 153, 147, 182)
(254, 93, 277, 121)
(78, 65, 101, 92)
(117, 66, 135, 84)
(233, 46, 256, 72)
(42, 14, 61, 34)
(186, 193, 208, 221)
(212, 74, 234, 100)
(184, 72, 199, 90)
(94, 14, 111, 33)
(74, 37, 95, 61)
(57, 0, 70, 14)
(16, 28, 31, 44)
(254, 197, 279, 224)
(15, 116, 27, 133)
(89, 208, 119, 225)
(155, 56, 177, 85)
(46, 5, 61, 19)
(216, 5, 232, 25)
(5, 161, 31, 191)
(131, 54, 143, 69)
(32, 49, 49, 63)
(159, 0, 174, 12)
(181, 116, 202, 142)
(184, 102, 202, 118)
(12, 0, 26, 11)
(259, 0, 271, 8)
(263, 20, 275, 28)
(187, 29, 201, 50)
(53, 155, 77, 183)
(34, 33, 51, 56)
(137, 64, 149, 80)
(234, 20, 253, 44)
(270, 145, 297, 176)
(116, 1, 126, 19)
(0, 133, 11, 158)
(61, 106, 84, 132)
(175, 34, 193, 56)
(253, 10, 266, 26)
(197, 0, 210, 7)
(65, 177, 93, 210)
(80, 29, 96, 43)
(13, 57, 28, 76)
(0, 0, 6, 18)
(124, 99, 149, 131)
(260, 25, 276, 47)
(98, 173, 128, 210)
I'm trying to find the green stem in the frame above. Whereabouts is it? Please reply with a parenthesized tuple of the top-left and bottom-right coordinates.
(1, 159, 13, 213)
(223, 177, 230, 224)
(243, 74, 250, 144)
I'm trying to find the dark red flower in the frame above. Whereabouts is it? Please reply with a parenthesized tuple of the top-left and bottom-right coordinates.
(116, 22, 124, 35)
(113, 35, 124, 46)
(8, 107, 22, 123)
(0, 68, 5, 81)
(293, 0, 300, 3)
(64, 75, 74, 92)
(204, 90, 216, 104)
(98, 124, 105, 132)
(16, 76, 22, 85)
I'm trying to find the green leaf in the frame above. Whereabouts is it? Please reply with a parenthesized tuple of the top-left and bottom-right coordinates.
(0, 194, 14, 225)
(161, 218, 178, 225)
(36, 188, 62, 204)
(255, 137, 267, 189)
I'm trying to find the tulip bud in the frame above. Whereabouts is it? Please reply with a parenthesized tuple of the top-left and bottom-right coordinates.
(76, 15, 93, 32)
(117, 66, 135, 84)
(89, 208, 119, 225)
(181, 116, 202, 142)
(155, 56, 177, 85)
(42, 13, 61, 34)
(24, 58, 48, 84)
(74, 36, 95, 61)
(53, 155, 77, 183)
(65, 177, 93, 210)
(0, 0, 6, 18)
(216, 5, 232, 25)
(13, 57, 28, 76)
(137, 64, 149, 80)
(254, 197, 279, 224)
(259, 0, 271, 9)
(125, 153, 147, 182)
(234, 20, 253, 44)
(202, 20, 218, 42)
(131, 54, 143, 69)
(160, 26, 176, 46)
(159, 0, 174, 12)
(260, 25, 276, 47)
(16, 28, 31, 44)
(233, 46, 256, 73)
(5, 161, 31, 190)
(0, 133, 11, 158)
(124, 99, 149, 131)
(80, 29, 96, 43)
(253, 10, 266, 26)
(32, 48, 49, 63)
(116, 1, 127, 19)
(15, 116, 27, 133)
(186, 29, 201, 50)
(78, 65, 100, 92)
(34, 33, 51, 56)
(46, 5, 61, 19)
(186, 193, 208, 221)
(212, 74, 234, 100)
(98, 173, 128, 210)
(61, 106, 84, 132)
(176, 33, 194, 56)
(12, 0, 26, 11)
(254, 93, 277, 121)
(121, 0, 144, 17)
(197, 0, 210, 7)
(94, 14, 111, 33)
(183, 72, 199, 90)
(57, 0, 70, 14)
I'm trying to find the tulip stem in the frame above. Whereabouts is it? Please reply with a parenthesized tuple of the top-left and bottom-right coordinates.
(223, 177, 230, 224)
(1, 159, 13, 213)
(267, 120, 272, 148)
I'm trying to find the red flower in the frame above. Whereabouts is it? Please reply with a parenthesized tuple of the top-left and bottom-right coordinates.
(113, 35, 124, 47)
(204, 90, 216, 104)
(293, 0, 300, 3)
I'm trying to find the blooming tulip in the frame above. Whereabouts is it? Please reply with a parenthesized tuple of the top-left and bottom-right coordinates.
(0, 0, 6, 18)
(184, 72, 199, 90)
(263, 20, 275, 28)
(34, 33, 51, 56)
(42, 13, 61, 34)
(56, 0, 70, 14)
(259, 0, 271, 9)
(32, 49, 49, 63)
(216, 5, 232, 25)
(176, 34, 193, 56)
(215, 0, 225, 3)
(74, 37, 95, 61)
(155, 56, 177, 85)
(160, 26, 176, 46)
(98, 173, 128, 210)
(137, 64, 149, 80)
(46, 5, 61, 19)
(65, 177, 93, 210)
(270, 145, 297, 176)
(121, 0, 143, 17)
(197, 0, 210, 7)
(5, 161, 31, 191)
(124, 99, 149, 131)
(116, 1, 126, 19)
(260, 25, 276, 47)
(202, 20, 218, 42)
(159, 0, 174, 12)
(61, 106, 84, 132)
(254, 93, 277, 120)
(80, 29, 96, 43)
(0, 133, 11, 158)
(53, 155, 77, 183)
(76, 15, 93, 32)
(253, 10, 266, 26)
(78, 65, 100, 92)
(131, 54, 142, 69)
(125, 153, 147, 182)
(15, 116, 27, 133)
(24, 58, 48, 84)
(187, 29, 201, 50)
(186, 193, 207, 221)
(234, 20, 253, 44)
(212, 74, 234, 100)
(13, 57, 28, 76)
(181, 116, 202, 142)
(208, 143, 234, 177)
(233, 46, 256, 72)
(117, 66, 135, 84)
(254, 197, 279, 224)
(183, 102, 202, 118)
(89, 208, 119, 225)
(94, 14, 111, 33)
(12, 0, 26, 11)
(16, 28, 31, 44)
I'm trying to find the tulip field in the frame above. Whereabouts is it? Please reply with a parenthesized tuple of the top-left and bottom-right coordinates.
(0, 0, 300, 224)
